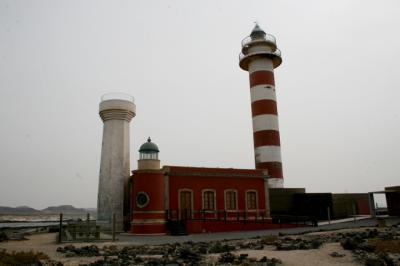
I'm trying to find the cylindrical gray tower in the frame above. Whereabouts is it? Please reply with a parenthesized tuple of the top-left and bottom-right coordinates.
(97, 93, 136, 231)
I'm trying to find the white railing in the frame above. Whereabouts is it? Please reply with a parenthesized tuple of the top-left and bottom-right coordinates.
(101, 92, 135, 103)
(241, 33, 276, 47)
(239, 48, 282, 62)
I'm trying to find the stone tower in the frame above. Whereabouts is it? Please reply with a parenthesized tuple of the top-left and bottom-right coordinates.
(97, 93, 136, 231)
(239, 24, 284, 188)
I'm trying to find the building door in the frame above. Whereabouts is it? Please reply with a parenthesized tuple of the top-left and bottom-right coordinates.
(179, 191, 192, 220)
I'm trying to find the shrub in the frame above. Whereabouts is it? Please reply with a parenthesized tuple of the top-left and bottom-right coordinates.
(0, 249, 49, 265)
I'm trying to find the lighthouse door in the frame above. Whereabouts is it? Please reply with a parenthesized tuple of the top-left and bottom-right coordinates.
(179, 190, 192, 220)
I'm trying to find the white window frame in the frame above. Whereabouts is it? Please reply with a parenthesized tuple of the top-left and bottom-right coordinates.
(224, 189, 238, 212)
(245, 189, 259, 211)
(201, 189, 217, 211)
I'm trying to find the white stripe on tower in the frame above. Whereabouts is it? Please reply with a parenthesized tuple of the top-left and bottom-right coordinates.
(250, 85, 276, 103)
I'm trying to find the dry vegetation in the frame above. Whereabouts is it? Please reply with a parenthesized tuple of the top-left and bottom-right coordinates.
(368, 238, 400, 253)
(0, 249, 51, 266)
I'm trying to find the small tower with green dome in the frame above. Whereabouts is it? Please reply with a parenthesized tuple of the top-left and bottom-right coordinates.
(138, 137, 161, 170)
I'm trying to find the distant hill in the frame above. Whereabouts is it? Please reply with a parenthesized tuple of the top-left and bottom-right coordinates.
(42, 205, 93, 214)
(0, 206, 41, 214)
(0, 205, 96, 214)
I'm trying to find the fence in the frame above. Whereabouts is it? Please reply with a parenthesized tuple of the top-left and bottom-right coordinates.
(165, 209, 313, 225)
(58, 213, 116, 243)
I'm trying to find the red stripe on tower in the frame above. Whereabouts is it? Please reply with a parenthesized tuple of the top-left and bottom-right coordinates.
(249, 71, 275, 87)
(256, 162, 283, 178)
(251, 100, 278, 116)
(253, 130, 280, 146)
(239, 24, 284, 188)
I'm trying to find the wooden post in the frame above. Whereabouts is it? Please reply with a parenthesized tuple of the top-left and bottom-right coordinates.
(327, 207, 331, 225)
(112, 213, 116, 242)
(58, 213, 63, 243)
(86, 213, 90, 242)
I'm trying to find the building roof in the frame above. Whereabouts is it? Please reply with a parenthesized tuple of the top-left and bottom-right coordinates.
(162, 165, 267, 179)
(139, 137, 159, 153)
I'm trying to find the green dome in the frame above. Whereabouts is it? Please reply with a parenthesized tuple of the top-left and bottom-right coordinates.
(139, 137, 159, 153)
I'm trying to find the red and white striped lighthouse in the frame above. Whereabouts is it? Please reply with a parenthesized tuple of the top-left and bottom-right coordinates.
(239, 24, 284, 188)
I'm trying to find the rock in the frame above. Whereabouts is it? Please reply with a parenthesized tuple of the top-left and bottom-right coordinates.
(377, 252, 394, 266)
(261, 235, 278, 245)
(64, 244, 76, 251)
(368, 229, 379, 238)
(239, 253, 248, 260)
(192, 242, 208, 254)
(218, 252, 236, 263)
(65, 251, 75, 258)
(329, 252, 345, 258)
(254, 244, 264, 250)
(357, 242, 376, 252)
(257, 256, 282, 265)
(176, 246, 201, 262)
(364, 254, 384, 266)
(134, 257, 143, 263)
(276, 242, 297, 250)
(208, 241, 235, 253)
(270, 257, 282, 265)
(341, 237, 363, 250)
(311, 239, 322, 249)
(0, 231, 8, 242)
(238, 241, 252, 249)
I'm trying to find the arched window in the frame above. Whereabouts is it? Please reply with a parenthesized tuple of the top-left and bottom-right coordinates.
(202, 190, 216, 210)
(246, 190, 258, 210)
(224, 190, 237, 211)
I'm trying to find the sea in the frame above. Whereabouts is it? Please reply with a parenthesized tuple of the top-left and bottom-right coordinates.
(0, 213, 96, 229)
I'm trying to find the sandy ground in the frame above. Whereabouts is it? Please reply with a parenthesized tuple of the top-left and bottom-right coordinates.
(0, 233, 106, 265)
(0, 230, 366, 266)
(234, 243, 360, 266)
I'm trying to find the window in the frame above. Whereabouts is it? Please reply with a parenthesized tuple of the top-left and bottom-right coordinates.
(136, 192, 150, 208)
(246, 191, 257, 210)
(140, 153, 158, 160)
(203, 190, 215, 210)
(225, 190, 237, 211)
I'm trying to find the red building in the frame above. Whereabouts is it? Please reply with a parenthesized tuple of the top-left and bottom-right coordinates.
(130, 138, 277, 235)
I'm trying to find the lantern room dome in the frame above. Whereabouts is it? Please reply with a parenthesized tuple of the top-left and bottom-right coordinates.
(139, 137, 159, 154)
(250, 23, 266, 38)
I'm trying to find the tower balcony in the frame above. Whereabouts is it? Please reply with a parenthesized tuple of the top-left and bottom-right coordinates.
(101, 92, 135, 103)
(239, 48, 282, 70)
(99, 92, 136, 122)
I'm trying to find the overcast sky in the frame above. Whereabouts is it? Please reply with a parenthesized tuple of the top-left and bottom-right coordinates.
(0, 0, 399, 209)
